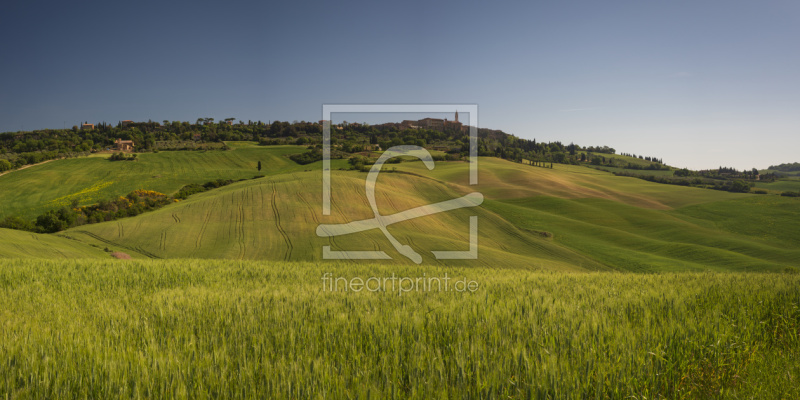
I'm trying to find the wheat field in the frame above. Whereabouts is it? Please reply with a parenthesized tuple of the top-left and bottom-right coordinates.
(1, 259, 797, 399)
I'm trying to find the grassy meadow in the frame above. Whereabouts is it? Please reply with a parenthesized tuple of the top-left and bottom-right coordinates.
(0, 228, 107, 259)
(1, 146, 797, 272)
(60, 168, 604, 269)
(0, 144, 317, 220)
(0, 259, 798, 399)
(753, 178, 800, 193)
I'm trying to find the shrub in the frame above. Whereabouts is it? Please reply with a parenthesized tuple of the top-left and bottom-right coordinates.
(0, 216, 34, 231)
(175, 184, 206, 199)
(109, 152, 137, 161)
(289, 149, 323, 165)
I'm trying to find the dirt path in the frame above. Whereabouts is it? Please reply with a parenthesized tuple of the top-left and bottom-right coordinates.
(0, 159, 59, 179)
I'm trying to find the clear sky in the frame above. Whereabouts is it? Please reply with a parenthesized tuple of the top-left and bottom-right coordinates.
(1, 0, 798, 169)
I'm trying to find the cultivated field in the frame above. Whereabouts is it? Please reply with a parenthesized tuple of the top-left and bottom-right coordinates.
(0, 259, 797, 398)
(0, 228, 107, 258)
(0, 144, 315, 220)
(60, 169, 603, 269)
(0, 152, 779, 271)
(753, 178, 800, 193)
(1, 143, 799, 399)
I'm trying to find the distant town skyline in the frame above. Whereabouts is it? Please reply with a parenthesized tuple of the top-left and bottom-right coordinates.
(1, 1, 798, 170)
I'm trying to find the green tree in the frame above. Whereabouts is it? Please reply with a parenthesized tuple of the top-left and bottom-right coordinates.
(35, 207, 77, 233)
(258, 161, 262, 171)
(0, 216, 34, 231)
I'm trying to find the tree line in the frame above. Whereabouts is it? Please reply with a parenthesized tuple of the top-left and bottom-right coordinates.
(2, 118, 665, 174)
(767, 162, 800, 172)
(612, 171, 754, 193)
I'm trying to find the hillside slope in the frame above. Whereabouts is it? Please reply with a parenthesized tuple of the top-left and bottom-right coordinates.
(0, 228, 108, 258)
(60, 156, 800, 271)
(0, 144, 315, 220)
(62, 170, 604, 270)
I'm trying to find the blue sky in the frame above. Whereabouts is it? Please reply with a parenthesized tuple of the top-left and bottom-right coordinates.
(1, 0, 798, 169)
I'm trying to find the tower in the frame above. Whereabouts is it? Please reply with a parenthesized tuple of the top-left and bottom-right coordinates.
(455, 110, 459, 123)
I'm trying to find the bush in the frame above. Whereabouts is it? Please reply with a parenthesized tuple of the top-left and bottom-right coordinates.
(348, 155, 374, 171)
(35, 208, 77, 233)
(109, 152, 137, 161)
(175, 184, 205, 200)
(203, 179, 234, 189)
(0, 216, 34, 231)
(289, 149, 323, 165)
(753, 189, 768, 194)
(728, 180, 751, 193)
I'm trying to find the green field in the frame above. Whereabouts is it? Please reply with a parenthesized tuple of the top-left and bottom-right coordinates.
(45, 156, 799, 271)
(1, 143, 800, 398)
(60, 169, 605, 270)
(1, 146, 797, 271)
(753, 178, 800, 193)
(393, 158, 800, 271)
(0, 144, 316, 220)
(0, 228, 107, 258)
(1, 259, 797, 398)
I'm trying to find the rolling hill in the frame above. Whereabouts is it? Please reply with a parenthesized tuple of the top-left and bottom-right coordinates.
(60, 169, 605, 270)
(0, 143, 318, 220)
(0, 228, 107, 258)
(26, 150, 795, 271)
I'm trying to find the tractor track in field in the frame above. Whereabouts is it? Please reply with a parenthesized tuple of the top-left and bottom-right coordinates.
(159, 230, 167, 251)
(172, 213, 180, 224)
(382, 190, 422, 232)
(73, 230, 161, 259)
(328, 197, 351, 253)
(406, 237, 419, 260)
(297, 186, 351, 258)
(297, 189, 320, 225)
(326, 190, 387, 258)
(295, 187, 322, 254)
(270, 180, 293, 261)
(195, 204, 213, 251)
(117, 222, 124, 238)
(236, 190, 247, 260)
(381, 190, 420, 258)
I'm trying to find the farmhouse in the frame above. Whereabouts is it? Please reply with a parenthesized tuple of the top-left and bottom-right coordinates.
(81, 123, 94, 130)
(115, 138, 135, 152)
